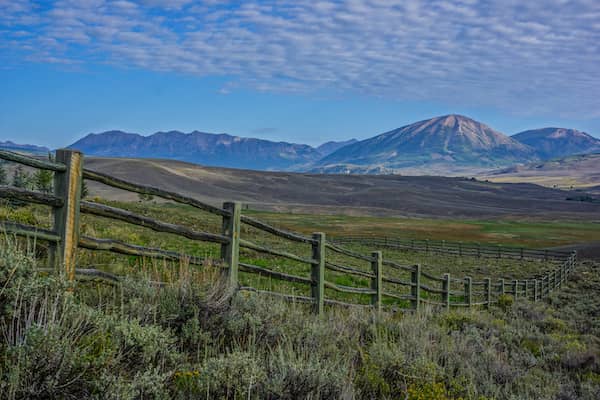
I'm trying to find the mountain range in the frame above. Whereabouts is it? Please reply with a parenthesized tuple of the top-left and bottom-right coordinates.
(512, 128, 600, 159)
(314, 115, 538, 173)
(0, 141, 50, 155)
(6, 115, 600, 174)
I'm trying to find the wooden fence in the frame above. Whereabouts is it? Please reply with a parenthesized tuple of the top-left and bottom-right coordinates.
(332, 236, 570, 262)
(0, 149, 577, 314)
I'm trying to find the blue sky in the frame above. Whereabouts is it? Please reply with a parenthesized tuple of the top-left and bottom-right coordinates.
(1, 0, 599, 148)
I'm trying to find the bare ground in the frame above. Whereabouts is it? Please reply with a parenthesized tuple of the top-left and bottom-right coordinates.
(84, 157, 600, 220)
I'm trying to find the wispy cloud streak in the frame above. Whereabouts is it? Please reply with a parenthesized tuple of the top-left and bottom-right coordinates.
(1, 0, 599, 116)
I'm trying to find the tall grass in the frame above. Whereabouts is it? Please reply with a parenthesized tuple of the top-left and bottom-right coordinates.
(1, 237, 599, 399)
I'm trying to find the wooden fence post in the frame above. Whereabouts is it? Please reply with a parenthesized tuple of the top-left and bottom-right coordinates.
(221, 201, 241, 288)
(533, 279, 539, 302)
(371, 251, 382, 312)
(524, 280, 529, 300)
(477, 243, 481, 258)
(411, 264, 421, 311)
(513, 279, 518, 299)
(442, 273, 450, 310)
(559, 265, 563, 287)
(499, 279, 505, 295)
(53, 149, 83, 282)
(485, 278, 491, 309)
(465, 277, 472, 307)
(520, 247, 524, 259)
(311, 232, 325, 315)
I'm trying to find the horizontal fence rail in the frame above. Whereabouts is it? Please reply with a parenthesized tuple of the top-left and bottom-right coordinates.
(0, 149, 579, 315)
(332, 235, 572, 262)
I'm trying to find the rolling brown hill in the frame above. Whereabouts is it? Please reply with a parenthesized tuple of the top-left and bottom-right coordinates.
(84, 156, 600, 220)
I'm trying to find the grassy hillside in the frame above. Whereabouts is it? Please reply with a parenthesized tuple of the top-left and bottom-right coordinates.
(1, 237, 599, 399)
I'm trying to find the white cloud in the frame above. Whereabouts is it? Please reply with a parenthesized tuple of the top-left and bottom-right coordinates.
(0, 0, 599, 117)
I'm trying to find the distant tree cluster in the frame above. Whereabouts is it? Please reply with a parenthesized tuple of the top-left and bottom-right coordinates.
(1, 153, 55, 193)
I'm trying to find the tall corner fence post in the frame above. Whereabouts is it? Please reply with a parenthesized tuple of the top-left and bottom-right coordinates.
(465, 276, 472, 307)
(411, 264, 421, 311)
(371, 251, 382, 313)
(442, 273, 450, 310)
(311, 232, 325, 315)
(221, 201, 241, 288)
(484, 277, 492, 309)
(53, 149, 83, 283)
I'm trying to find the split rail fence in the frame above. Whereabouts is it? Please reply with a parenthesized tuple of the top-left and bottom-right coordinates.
(0, 149, 577, 314)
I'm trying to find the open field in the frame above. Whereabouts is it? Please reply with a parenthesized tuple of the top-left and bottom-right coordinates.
(243, 210, 600, 249)
(2, 151, 600, 399)
(83, 157, 600, 220)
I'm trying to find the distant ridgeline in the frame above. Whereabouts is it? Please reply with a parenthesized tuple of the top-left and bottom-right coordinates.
(64, 115, 600, 173)
(0, 141, 49, 156)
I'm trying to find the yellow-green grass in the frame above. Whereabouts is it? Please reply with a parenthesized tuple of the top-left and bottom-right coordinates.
(243, 209, 600, 248)
(1, 199, 573, 308)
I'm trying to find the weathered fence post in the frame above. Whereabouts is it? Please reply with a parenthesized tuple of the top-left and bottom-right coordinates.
(442, 273, 450, 310)
(371, 251, 382, 312)
(221, 201, 241, 287)
(513, 279, 518, 299)
(411, 264, 421, 311)
(477, 243, 481, 258)
(520, 247, 524, 259)
(485, 278, 492, 309)
(53, 149, 83, 282)
(533, 279, 539, 301)
(499, 278, 505, 295)
(524, 280, 529, 299)
(558, 264, 563, 287)
(465, 276, 472, 307)
(311, 232, 325, 315)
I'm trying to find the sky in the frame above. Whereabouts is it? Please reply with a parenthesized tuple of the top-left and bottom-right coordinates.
(1, 0, 599, 149)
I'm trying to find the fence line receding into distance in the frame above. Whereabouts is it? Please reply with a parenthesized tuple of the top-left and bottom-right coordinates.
(0, 149, 577, 314)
